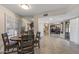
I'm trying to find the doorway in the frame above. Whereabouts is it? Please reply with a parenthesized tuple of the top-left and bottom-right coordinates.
(44, 23, 49, 35)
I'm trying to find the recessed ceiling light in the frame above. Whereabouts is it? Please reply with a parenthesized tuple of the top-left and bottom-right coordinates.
(19, 4, 31, 10)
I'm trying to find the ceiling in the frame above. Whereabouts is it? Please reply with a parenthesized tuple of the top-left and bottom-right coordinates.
(1, 4, 72, 17)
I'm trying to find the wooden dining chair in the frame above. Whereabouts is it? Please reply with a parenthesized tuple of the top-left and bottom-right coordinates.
(34, 32, 40, 48)
(1, 33, 18, 54)
(18, 34, 34, 54)
(36, 32, 40, 39)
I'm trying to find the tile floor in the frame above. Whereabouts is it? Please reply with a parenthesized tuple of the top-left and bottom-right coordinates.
(1, 34, 79, 54)
(35, 34, 79, 54)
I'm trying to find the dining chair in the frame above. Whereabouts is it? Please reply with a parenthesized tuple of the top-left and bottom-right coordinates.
(34, 32, 40, 48)
(1, 33, 18, 54)
(36, 32, 40, 39)
(18, 34, 34, 54)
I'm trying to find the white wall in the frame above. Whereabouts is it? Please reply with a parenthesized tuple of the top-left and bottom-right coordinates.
(38, 17, 50, 37)
(0, 5, 20, 52)
(38, 6, 79, 38)
(38, 21, 44, 37)
(70, 17, 79, 44)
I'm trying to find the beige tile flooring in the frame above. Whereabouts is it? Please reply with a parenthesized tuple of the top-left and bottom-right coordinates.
(35, 34, 79, 54)
(1, 34, 79, 54)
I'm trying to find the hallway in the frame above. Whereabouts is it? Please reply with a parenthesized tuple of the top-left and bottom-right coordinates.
(35, 34, 79, 54)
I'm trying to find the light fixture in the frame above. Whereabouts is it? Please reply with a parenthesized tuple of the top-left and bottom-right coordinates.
(43, 13, 48, 16)
(19, 4, 31, 10)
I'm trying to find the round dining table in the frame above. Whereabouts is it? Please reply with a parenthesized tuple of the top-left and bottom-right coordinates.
(10, 36, 21, 41)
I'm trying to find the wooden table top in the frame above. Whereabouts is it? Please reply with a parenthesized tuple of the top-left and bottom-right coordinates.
(10, 36, 22, 41)
(10, 34, 35, 41)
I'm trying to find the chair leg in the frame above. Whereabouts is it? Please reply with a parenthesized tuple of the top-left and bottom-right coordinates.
(12, 48, 14, 52)
(17, 43, 19, 54)
(4, 52, 6, 54)
(38, 40, 40, 48)
(31, 49, 34, 54)
(31, 51, 34, 54)
(4, 48, 6, 54)
(38, 43, 40, 48)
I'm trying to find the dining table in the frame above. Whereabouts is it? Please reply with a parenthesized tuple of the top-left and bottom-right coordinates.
(10, 34, 35, 45)
(10, 36, 21, 41)
(10, 33, 29, 41)
(10, 33, 39, 49)
(10, 34, 30, 52)
(10, 34, 29, 43)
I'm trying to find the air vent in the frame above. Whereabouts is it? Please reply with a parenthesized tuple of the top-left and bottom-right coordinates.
(43, 14, 48, 16)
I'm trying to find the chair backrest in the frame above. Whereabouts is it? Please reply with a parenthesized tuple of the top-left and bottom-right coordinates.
(21, 34, 34, 41)
(36, 32, 40, 38)
(1, 33, 9, 46)
(28, 30, 34, 35)
(20, 34, 34, 53)
(28, 34, 34, 40)
(21, 34, 34, 46)
(21, 35, 28, 41)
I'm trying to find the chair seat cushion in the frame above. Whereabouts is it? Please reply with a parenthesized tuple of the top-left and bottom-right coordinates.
(6, 40, 17, 47)
(9, 40, 17, 45)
